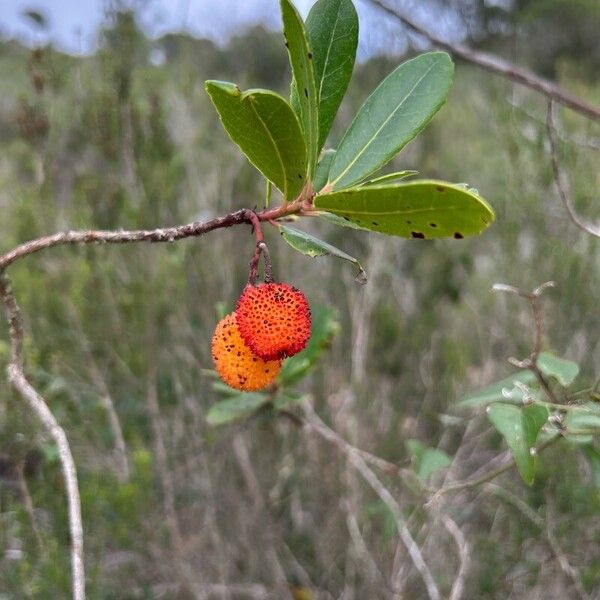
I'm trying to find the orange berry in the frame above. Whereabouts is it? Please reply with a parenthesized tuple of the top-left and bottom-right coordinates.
(211, 313, 281, 391)
(236, 283, 311, 360)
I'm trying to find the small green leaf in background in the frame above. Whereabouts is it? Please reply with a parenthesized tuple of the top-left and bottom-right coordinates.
(206, 393, 268, 426)
(455, 370, 538, 409)
(281, 0, 319, 178)
(305, 0, 358, 151)
(363, 170, 419, 186)
(327, 52, 454, 190)
(205, 82, 306, 200)
(315, 180, 495, 239)
(487, 403, 547, 485)
(278, 305, 339, 386)
(279, 225, 366, 282)
(488, 404, 532, 484)
(314, 149, 336, 191)
(273, 392, 309, 411)
(364, 502, 397, 541)
(40, 442, 60, 464)
(211, 380, 244, 398)
(406, 439, 452, 481)
(537, 352, 580, 387)
(564, 412, 600, 444)
(522, 403, 549, 447)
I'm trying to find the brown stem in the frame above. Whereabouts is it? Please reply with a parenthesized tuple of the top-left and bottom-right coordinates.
(245, 210, 275, 284)
(248, 241, 274, 285)
(368, 0, 600, 121)
(0, 202, 305, 272)
(494, 281, 562, 404)
(546, 100, 600, 238)
(261, 243, 274, 283)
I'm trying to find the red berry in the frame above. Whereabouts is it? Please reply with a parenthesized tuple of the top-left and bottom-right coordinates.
(236, 283, 311, 360)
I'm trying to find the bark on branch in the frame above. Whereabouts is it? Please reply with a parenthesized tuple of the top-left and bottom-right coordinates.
(0, 205, 301, 271)
(368, 0, 600, 121)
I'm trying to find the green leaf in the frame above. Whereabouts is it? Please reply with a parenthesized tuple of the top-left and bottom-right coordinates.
(211, 381, 244, 398)
(206, 393, 268, 426)
(273, 392, 309, 411)
(278, 305, 339, 386)
(305, 0, 358, 151)
(522, 403, 549, 447)
(327, 52, 454, 189)
(314, 149, 336, 192)
(314, 180, 495, 239)
(488, 403, 536, 484)
(317, 210, 368, 230)
(205, 82, 307, 200)
(363, 170, 419, 186)
(406, 439, 451, 481)
(279, 225, 366, 283)
(455, 370, 538, 409)
(487, 403, 549, 485)
(565, 412, 600, 439)
(281, 0, 319, 178)
(537, 352, 580, 387)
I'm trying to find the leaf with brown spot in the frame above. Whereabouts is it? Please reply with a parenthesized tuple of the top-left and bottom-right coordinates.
(315, 180, 495, 239)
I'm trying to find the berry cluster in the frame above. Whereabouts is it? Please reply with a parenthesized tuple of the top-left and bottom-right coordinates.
(212, 283, 311, 391)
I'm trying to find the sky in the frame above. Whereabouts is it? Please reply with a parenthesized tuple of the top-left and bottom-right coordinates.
(0, 0, 464, 59)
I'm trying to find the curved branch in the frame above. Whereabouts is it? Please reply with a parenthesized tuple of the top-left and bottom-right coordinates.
(0, 273, 85, 600)
(368, 0, 600, 121)
(0, 204, 302, 271)
(547, 101, 600, 238)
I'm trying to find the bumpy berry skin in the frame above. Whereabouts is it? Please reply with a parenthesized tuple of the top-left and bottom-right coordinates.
(212, 313, 281, 391)
(236, 283, 311, 360)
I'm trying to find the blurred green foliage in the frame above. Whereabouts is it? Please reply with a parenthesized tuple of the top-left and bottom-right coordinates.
(0, 3, 598, 598)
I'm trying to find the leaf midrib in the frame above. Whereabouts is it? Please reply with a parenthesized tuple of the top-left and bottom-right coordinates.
(322, 205, 468, 216)
(246, 98, 288, 198)
(317, 2, 343, 104)
(330, 59, 439, 187)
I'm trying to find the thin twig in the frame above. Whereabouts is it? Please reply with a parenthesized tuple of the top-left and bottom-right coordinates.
(0, 273, 85, 600)
(481, 483, 588, 600)
(546, 100, 600, 238)
(545, 502, 589, 600)
(279, 408, 410, 477)
(367, 0, 600, 121)
(428, 435, 560, 500)
(441, 515, 469, 600)
(302, 404, 442, 600)
(493, 281, 562, 404)
(146, 313, 204, 598)
(15, 458, 45, 555)
(68, 305, 130, 483)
